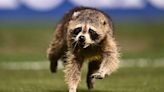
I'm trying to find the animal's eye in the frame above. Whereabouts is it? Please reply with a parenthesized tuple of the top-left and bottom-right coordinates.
(89, 28, 99, 40)
(73, 27, 82, 35)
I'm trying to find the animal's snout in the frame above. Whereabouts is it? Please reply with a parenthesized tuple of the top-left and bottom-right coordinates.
(79, 35, 85, 43)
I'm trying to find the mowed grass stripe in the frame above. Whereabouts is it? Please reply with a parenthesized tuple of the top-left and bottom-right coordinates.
(0, 59, 164, 70)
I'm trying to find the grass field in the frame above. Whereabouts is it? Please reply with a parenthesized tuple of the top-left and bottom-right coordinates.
(0, 67, 164, 92)
(0, 21, 164, 92)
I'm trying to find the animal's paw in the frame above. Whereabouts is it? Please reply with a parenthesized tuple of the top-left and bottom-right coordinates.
(91, 72, 105, 79)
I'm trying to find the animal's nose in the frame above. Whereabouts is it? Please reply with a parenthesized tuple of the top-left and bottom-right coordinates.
(79, 36, 85, 42)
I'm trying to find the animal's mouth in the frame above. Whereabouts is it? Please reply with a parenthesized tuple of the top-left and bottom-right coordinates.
(72, 41, 90, 50)
(79, 43, 91, 48)
(78, 42, 85, 48)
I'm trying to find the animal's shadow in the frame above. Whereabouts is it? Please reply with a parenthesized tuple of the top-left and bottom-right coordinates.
(49, 89, 114, 92)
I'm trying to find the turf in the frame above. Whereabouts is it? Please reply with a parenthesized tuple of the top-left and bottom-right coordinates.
(0, 21, 164, 92)
(0, 67, 164, 92)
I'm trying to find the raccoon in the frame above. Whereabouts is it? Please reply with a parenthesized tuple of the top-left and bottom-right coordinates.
(47, 7, 120, 92)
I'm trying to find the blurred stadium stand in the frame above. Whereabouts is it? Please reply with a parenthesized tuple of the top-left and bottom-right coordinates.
(0, 0, 164, 61)
(0, 0, 164, 21)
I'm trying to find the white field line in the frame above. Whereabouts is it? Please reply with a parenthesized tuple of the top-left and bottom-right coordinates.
(0, 59, 164, 70)
(120, 58, 164, 67)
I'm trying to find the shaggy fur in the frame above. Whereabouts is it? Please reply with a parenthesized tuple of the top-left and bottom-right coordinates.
(47, 7, 120, 92)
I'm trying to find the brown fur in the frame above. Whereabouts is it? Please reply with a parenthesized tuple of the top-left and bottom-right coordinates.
(47, 7, 120, 92)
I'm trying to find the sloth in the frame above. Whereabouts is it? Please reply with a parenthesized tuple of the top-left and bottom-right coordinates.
(47, 7, 120, 92)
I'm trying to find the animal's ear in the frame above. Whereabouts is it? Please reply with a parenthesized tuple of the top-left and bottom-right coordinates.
(101, 20, 112, 36)
(72, 11, 81, 20)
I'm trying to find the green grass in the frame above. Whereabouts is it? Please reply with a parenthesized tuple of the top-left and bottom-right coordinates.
(0, 67, 164, 92)
(0, 21, 55, 61)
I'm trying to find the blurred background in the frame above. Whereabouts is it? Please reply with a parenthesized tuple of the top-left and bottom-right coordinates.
(0, 0, 164, 61)
(0, 0, 164, 92)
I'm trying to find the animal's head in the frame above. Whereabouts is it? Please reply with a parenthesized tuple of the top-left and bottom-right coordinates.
(67, 9, 113, 49)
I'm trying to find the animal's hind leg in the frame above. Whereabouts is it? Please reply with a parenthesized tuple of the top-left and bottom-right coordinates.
(87, 60, 101, 89)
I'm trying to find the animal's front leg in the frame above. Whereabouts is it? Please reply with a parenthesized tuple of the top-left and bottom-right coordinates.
(91, 37, 120, 79)
(64, 51, 83, 92)
(91, 52, 119, 79)
(47, 25, 65, 73)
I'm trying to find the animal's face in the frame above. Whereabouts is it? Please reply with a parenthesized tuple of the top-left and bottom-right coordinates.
(67, 10, 111, 49)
